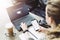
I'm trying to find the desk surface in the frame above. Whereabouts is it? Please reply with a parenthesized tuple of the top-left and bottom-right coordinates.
(0, 13, 60, 40)
(0, 26, 22, 40)
(0, 13, 43, 40)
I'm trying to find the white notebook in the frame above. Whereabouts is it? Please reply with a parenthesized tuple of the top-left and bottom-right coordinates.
(19, 27, 47, 40)
(29, 27, 47, 40)
(19, 32, 31, 40)
(31, 20, 40, 31)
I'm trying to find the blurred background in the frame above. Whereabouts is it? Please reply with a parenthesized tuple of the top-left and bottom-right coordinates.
(0, 0, 13, 27)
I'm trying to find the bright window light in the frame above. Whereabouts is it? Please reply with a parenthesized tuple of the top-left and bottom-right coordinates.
(0, 0, 13, 8)
(0, 0, 13, 26)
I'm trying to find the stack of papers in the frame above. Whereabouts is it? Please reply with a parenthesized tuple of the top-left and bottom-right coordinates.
(29, 27, 47, 40)
(19, 27, 47, 40)
(19, 32, 31, 40)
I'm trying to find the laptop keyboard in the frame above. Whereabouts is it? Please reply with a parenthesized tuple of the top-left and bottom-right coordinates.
(12, 14, 35, 31)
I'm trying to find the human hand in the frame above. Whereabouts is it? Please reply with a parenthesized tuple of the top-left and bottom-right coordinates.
(38, 27, 50, 34)
(20, 22, 28, 31)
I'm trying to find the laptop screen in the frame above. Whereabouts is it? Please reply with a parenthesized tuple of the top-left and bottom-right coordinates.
(7, 4, 30, 21)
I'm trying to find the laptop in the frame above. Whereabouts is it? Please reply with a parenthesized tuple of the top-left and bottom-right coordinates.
(7, 4, 35, 31)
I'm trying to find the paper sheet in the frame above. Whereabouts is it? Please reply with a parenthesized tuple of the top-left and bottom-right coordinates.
(31, 20, 40, 30)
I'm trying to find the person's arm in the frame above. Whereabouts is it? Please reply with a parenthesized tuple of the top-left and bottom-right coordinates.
(38, 26, 50, 34)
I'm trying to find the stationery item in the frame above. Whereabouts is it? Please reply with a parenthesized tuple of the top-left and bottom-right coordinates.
(29, 27, 47, 40)
(19, 27, 47, 40)
(31, 20, 40, 31)
(19, 32, 31, 40)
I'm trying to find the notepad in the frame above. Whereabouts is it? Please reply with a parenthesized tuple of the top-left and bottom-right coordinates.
(19, 32, 30, 40)
(19, 26, 47, 40)
(31, 20, 40, 31)
(29, 27, 47, 40)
